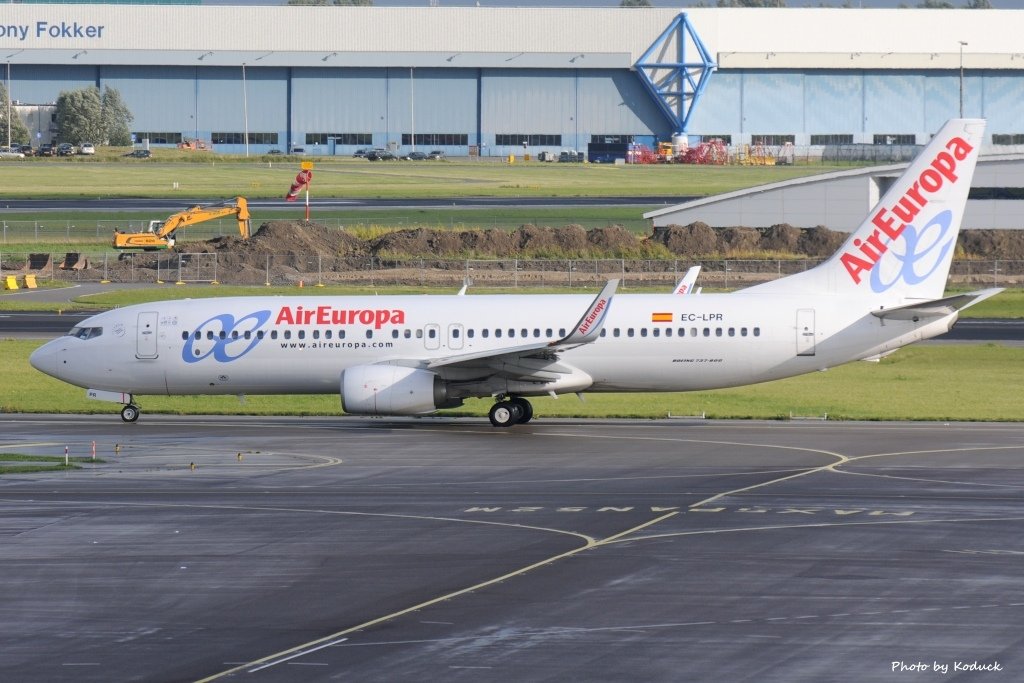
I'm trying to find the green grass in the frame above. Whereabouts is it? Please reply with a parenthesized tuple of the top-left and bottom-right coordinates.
(0, 453, 105, 475)
(4, 339, 1021, 421)
(0, 157, 840, 200)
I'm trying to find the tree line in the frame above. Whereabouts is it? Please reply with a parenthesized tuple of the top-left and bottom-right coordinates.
(1, 84, 133, 148)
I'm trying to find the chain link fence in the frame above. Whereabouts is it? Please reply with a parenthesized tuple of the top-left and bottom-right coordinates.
(3, 251, 1023, 289)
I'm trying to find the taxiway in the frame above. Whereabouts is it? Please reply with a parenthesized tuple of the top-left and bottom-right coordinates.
(1, 416, 1022, 682)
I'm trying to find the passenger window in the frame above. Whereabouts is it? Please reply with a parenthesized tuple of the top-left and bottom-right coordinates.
(521, 328, 528, 338)
(245, 331, 252, 340)
(271, 331, 278, 340)
(690, 328, 698, 337)
(508, 329, 515, 338)
(653, 328, 660, 337)
(665, 328, 672, 337)
(600, 329, 606, 337)
(741, 327, 748, 337)
(546, 328, 553, 337)
(310, 330, 318, 340)
(339, 330, 346, 339)
(613, 328, 620, 338)
(325, 330, 332, 340)
(391, 329, 399, 339)
(231, 331, 239, 340)
(559, 328, 566, 337)
(467, 329, 474, 339)
(416, 329, 423, 339)
(181, 331, 188, 341)
(219, 331, 226, 340)
(366, 330, 373, 339)
(428, 329, 436, 339)
(258, 331, 265, 340)
(207, 331, 215, 340)
(533, 329, 540, 338)
(715, 328, 722, 337)
(728, 328, 735, 337)
(284, 331, 291, 340)
(627, 328, 634, 337)
(640, 328, 648, 337)
(298, 330, 305, 340)
(404, 329, 411, 339)
(754, 327, 761, 337)
(453, 329, 460, 338)
(482, 329, 490, 338)
(703, 328, 710, 337)
(495, 329, 502, 338)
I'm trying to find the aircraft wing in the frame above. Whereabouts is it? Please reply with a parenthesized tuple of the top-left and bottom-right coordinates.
(411, 279, 619, 381)
(871, 288, 1003, 321)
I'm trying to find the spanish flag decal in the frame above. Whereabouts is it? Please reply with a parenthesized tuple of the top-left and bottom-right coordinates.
(651, 312, 673, 323)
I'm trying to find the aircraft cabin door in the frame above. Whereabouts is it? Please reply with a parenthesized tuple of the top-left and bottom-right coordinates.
(796, 309, 816, 357)
(448, 324, 464, 350)
(136, 311, 159, 359)
(424, 323, 440, 351)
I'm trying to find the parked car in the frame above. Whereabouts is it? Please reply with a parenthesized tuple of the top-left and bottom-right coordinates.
(78, 143, 96, 155)
(0, 146, 26, 159)
(367, 148, 396, 161)
(123, 149, 152, 159)
(401, 151, 427, 161)
(290, 146, 305, 155)
(56, 143, 75, 156)
(267, 149, 283, 155)
(38, 143, 55, 157)
(352, 148, 369, 158)
(17, 144, 34, 157)
(427, 150, 446, 160)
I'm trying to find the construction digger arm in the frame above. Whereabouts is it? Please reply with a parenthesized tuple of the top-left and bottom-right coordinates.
(113, 197, 251, 250)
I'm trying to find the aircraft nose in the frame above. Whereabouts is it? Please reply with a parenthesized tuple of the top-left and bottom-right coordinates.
(29, 340, 59, 377)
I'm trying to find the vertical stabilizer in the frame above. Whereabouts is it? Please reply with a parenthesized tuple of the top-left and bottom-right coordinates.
(749, 118, 985, 302)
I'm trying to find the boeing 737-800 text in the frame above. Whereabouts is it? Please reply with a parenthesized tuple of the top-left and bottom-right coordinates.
(30, 119, 999, 426)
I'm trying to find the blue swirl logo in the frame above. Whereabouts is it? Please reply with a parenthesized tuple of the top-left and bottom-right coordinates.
(182, 310, 271, 363)
(870, 210, 955, 293)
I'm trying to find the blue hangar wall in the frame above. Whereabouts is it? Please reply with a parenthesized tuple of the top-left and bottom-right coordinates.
(5, 7, 1023, 155)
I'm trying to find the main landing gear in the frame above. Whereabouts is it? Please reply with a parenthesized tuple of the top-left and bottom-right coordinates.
(488, 396, 534, 428)
(120, 403, 141, 423)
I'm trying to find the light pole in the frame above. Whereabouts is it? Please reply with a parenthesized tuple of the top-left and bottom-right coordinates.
(959, 40, 968, 118)
(6, 61, 11, 150)
(241, 62, 249, 157)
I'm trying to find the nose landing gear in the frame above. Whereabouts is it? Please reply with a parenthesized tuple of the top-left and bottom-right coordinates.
(488, 396, 534, 427)
(120, 403, 141, 423)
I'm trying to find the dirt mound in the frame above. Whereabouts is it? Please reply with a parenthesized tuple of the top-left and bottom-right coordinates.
(759, 224, 802, 253)
(649, 222, 720, 255)
(957, 229, 1024, 260)
(797, 226, 847, 258)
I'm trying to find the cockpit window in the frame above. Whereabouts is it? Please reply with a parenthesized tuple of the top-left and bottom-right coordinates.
(66, 326, 103, 340)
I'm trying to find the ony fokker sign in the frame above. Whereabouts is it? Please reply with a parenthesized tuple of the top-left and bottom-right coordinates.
(0, 21, 106, 42)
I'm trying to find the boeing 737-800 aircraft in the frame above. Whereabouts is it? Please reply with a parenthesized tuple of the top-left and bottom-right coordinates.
(30, 119, 999, 426)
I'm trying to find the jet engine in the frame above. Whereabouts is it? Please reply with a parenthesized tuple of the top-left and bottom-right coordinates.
(340, 364, 462, 416)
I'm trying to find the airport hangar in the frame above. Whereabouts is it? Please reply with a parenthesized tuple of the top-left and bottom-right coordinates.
(4, 4, 1024, 161)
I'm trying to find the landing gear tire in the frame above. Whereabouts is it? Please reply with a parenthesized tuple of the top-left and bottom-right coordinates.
(488, 400, 523, 428)
(509, 397, 534, 424)
(120, 404, 140, 423)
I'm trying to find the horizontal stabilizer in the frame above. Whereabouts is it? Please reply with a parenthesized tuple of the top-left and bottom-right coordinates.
(871, 288, 1003, 322)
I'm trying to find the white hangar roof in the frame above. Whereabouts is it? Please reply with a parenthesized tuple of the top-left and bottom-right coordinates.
(1, 6, 1022, 69)
(643, 156, 1024, 232)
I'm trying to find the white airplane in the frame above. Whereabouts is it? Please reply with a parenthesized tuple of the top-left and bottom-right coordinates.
(31, 119, 1000, 427)
(673, 265, 701, 295)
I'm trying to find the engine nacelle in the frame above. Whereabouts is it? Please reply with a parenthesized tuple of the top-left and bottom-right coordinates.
(340, 364, 461, 416)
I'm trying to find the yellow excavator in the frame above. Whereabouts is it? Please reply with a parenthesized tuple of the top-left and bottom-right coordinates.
(112, 197, 251, 250)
